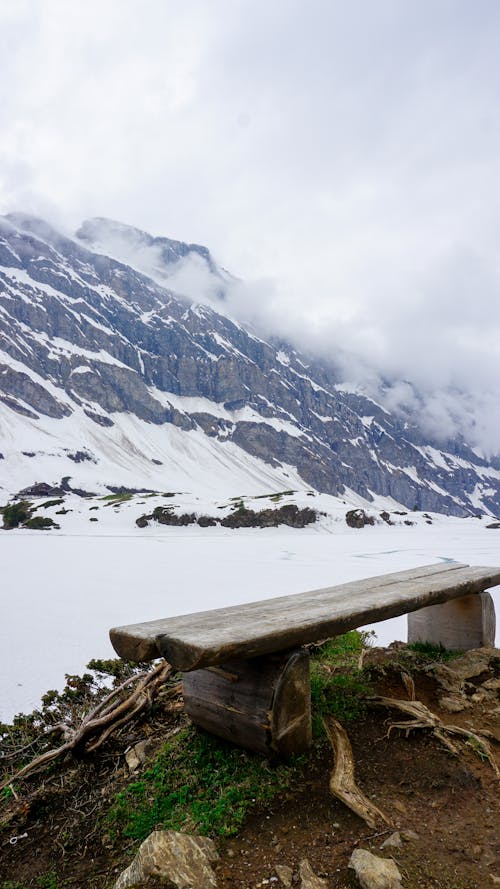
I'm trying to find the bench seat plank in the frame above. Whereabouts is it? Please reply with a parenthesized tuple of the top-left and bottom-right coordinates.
(109, 563, 500, 671)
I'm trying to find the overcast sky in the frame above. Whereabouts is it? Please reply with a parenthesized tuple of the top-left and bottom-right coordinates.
(1, 1, 500, 451)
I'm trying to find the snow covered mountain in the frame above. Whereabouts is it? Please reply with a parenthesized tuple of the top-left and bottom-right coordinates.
(1, 212, 499, 517)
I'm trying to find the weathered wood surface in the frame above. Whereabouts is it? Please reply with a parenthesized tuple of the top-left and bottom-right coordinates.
(109, 563, 500, 671)
(407, 590, 496, 650)
(182, 649, 311, 756)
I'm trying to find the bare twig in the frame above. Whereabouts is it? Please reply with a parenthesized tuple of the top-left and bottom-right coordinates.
(0, 661, 173, 790)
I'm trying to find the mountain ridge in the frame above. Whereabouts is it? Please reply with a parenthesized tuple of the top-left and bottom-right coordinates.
(1, 212, 499, 517)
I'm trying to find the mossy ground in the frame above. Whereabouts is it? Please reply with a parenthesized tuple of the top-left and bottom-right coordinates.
(1, 635, 498, 889)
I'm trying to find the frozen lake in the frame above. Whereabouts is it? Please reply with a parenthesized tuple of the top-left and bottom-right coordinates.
(1, 519, 499, 721)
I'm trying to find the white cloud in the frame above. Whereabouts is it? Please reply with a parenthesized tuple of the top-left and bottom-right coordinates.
(1, 0, 500, 452)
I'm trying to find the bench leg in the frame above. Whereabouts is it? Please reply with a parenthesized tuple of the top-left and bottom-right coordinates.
(407, 591, 496, 651)
(182, 648, 312, 757)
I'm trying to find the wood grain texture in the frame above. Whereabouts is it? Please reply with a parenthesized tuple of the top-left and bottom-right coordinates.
(407, 590, 496, 650)
(109, 563, 500, 670)
(182, 649, 311, 755)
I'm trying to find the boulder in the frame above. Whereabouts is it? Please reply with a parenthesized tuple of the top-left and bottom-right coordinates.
(197, 515, 218, 527)
(113, 829, 218, 889)
(348, 848, 402, 889)
(346, 509, 375, 529)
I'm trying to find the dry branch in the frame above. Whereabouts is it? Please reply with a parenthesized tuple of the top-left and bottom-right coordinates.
(369, 695, 499, 777)
(323, 715, 391, 828)
(1, 661, 173, 791)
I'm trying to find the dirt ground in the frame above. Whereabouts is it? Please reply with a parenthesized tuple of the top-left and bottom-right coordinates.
(1, 645, 498, 889)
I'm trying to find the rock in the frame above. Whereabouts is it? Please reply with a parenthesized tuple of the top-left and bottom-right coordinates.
(400, 830, 419, 842)
(482, 677, 500, 692)
(113, 829, 218, 889)
(135, 515, 149, 528)
(345, 509, 375, 529)
(380, 832, 402, 850)
(4, 215, 500, 519)
(430, 648, 497, 695)
(299, 859, 328, 888)
(152, 508, 197, 526)
(486, 522, 500, 529)
(391, 800, 407, 815)
(125, 747, 141, 773)
(125, 740, 151, 772)
(438, 695, 470, 713)
(15, 481, 67, 499)
(221, 503, 317, 529)
(348, 849, 402, 889)
(275, 864, 294, 887)
(197, 515, 218, 527)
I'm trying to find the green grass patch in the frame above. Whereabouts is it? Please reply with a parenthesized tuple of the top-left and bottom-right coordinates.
(36, 874, 58, 889)
(0, 876, 57, 889)
(36, 499, 65, 510)
(106, 728, 303, 841)
(24, 516, 60, 530)
(407, 641, 460, 662)
(101, 493, 133, 505)
(309, 631, 373, 735)
(252, 490, 296, 501)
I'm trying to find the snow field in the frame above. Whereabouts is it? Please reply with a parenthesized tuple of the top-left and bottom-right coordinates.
(1, 514, 499, 722)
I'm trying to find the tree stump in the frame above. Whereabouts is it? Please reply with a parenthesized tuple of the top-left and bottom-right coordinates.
(182, 648, 312, 756)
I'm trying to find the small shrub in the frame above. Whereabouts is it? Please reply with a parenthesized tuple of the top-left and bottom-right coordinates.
(37, 499, 65, 510)
(24, 516, 60, 530)
(2, 500, 32, 529)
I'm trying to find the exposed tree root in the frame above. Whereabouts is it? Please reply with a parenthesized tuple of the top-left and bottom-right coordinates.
(400, 671, 415, 701)
(323, 715, 391, 829)
(1, 661, 173, 791)
(368, 696, 499, 778)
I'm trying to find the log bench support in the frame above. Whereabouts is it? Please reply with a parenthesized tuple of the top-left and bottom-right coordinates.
(407, 590, 496, 651)
(182, 648, 312, 756)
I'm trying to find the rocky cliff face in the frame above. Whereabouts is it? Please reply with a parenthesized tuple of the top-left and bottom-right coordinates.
(1, 212, 499, 516)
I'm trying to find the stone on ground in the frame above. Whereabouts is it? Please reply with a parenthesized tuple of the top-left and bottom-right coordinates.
(275, 864, 294, 887)
(348, 848, 402, 889)
(380, 832, 402, 850)
(299, 859, 329, 888)
(113, 829, 218, 889)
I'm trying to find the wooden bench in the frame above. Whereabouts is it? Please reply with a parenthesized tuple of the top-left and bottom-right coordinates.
(110, 563, 499, 756)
